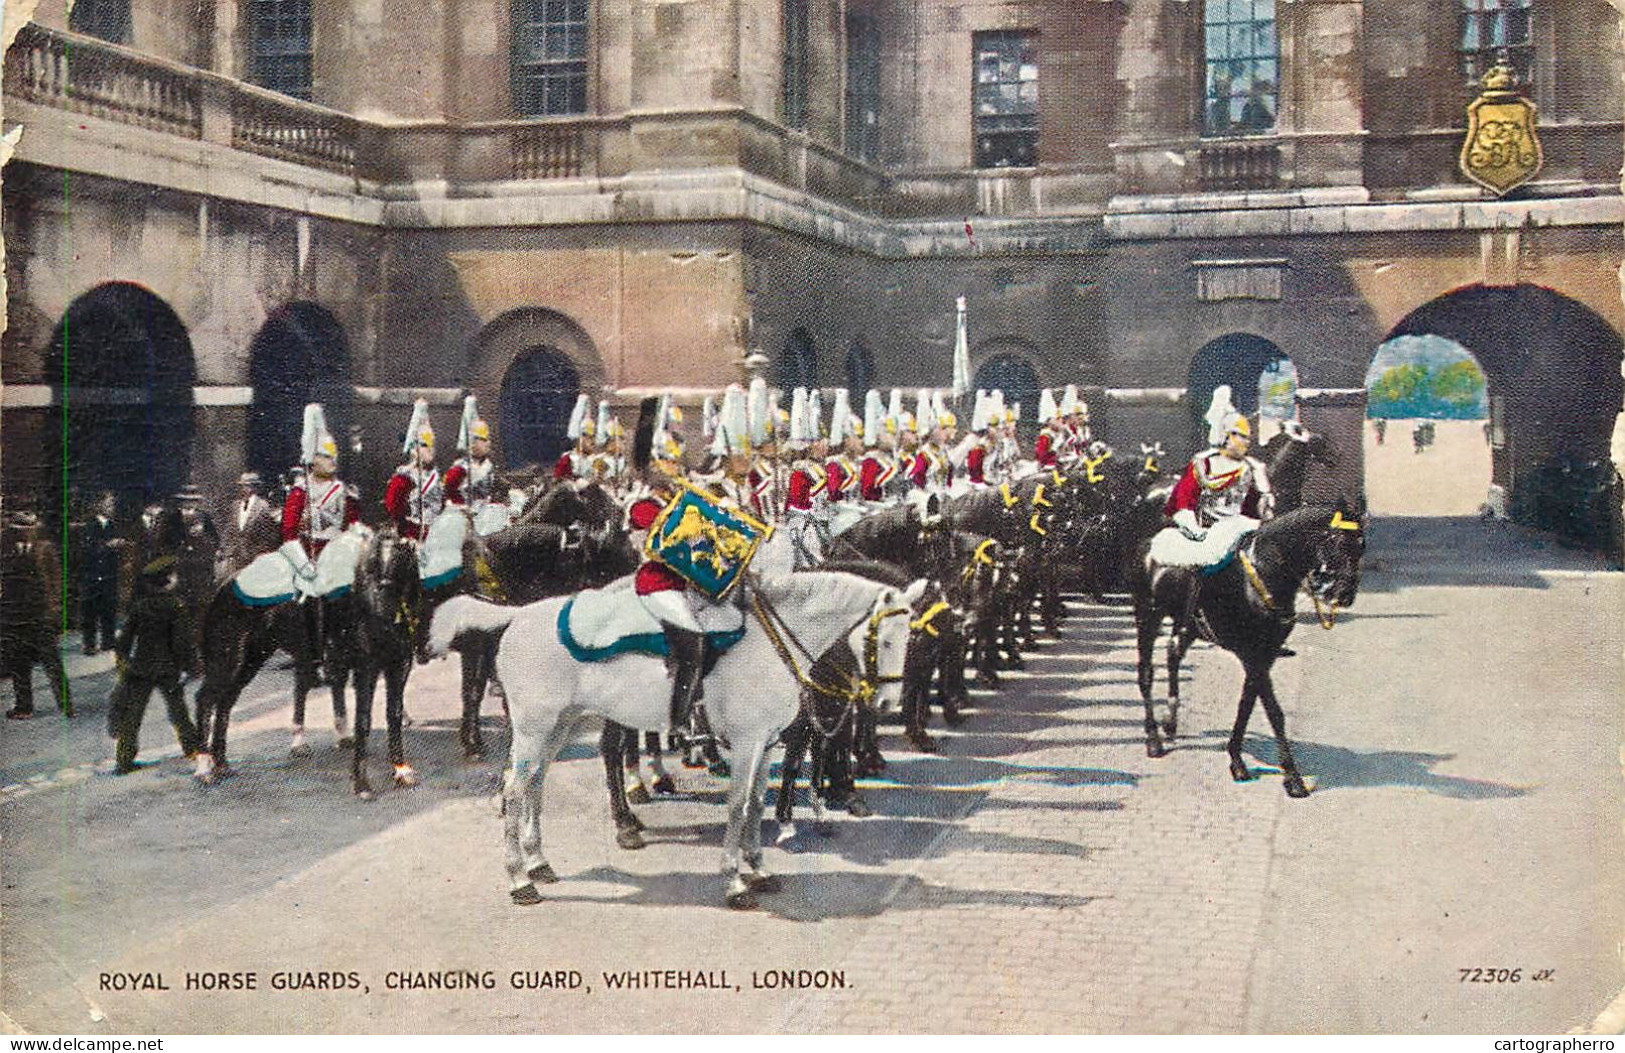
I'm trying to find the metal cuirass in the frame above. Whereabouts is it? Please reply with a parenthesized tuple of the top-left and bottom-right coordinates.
(1193, 451, 1258, 527)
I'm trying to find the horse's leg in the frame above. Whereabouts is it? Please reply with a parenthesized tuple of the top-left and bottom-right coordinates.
(328, 609, 351, 746)
(1227, 671, 1261, 783)
(853, 705, 885, 775)
(1168, 619, 1197, 741)
(939, 630, 969, 725)
(600, 722, 645, 849)
(519, 713, 577, 887)
(620, 725, 652, 804)
(459, 647, 486, 760)
(1255, 669, 1310, 798)
(1135, 597, 1166, 758)
(829, 715, 870, 816)
(642, 731, 674, 795)
(503, 730, 550, 904)
(774, 715, 809, 837)
(722, 737, 771, 910)
(741, 742, 782, 893)
(351, 661, 377, 799)
(904, 665, 936, 753)
(291, 604, 319, 754)
(386, 658, 417, 786)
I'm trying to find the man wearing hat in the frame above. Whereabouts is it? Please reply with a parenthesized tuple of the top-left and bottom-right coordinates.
(857, 390, 898, 505)
(280, 404, 362, 583)
(226, 471, 280, 576)
(825, 390, 864, 505)
(445, 397, 504, 514)
(79, 491, 127, 655)
(1163, 400, 1274, 540)
(1033, 388, 1069, 469)
(384, 400, 444, 542)
(107, 555, 202, 773)
(783, 388, 830, 567)
(2, 510, 71, 720)
(554, 394, 598, 484)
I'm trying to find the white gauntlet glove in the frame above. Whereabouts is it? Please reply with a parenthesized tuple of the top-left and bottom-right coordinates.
(279, 539, 318, 580)
(1172, 508, 1207, 542)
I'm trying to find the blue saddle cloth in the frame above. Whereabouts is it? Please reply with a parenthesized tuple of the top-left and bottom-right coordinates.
(555, 594, 746, 664)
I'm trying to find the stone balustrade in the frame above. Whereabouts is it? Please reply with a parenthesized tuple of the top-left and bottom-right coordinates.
(231, 85, 359, 175)
(1197, 138, 1283, 192)
(4, 22, 202, 139)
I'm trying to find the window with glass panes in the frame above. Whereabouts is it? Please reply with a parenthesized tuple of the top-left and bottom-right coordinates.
(973, 31, 1038, 169)
(783, 0, 810, 130)
(844, 12, 881, 162)
(512, 0, 588, 117)
(249, 0, 312, 100)
(1203, 0, 1277, 137)
(1459, 0, 1533, 90)
(68, 0, 130, 43)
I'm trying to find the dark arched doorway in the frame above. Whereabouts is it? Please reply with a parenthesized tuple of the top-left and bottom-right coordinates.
(45, 283, 196, 523)
(1378, 284, 1623, 543)
(500, 347, 580, 469)
(973, 352, 1040, 440)
(248, 303, 352, 483)
(1187, 332, 1290, 444)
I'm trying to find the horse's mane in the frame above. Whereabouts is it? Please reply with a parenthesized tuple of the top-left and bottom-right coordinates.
(815, 558, 914, 589)
(1256, 504, 1344, 543)
(756, 569, 888, 616)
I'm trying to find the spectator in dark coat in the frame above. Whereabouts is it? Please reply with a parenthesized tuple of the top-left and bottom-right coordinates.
(78, 491, 128, 654)
(108, 555, 201, 773)
(2, 511, 72, 720)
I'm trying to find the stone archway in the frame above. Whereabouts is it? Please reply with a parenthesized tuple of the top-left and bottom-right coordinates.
(972, 346, 1041, 441)
(468, 307, 605, 471)
(499, 347, 581, 470)
(1186, 332, 1291, 443)
(248, 302, 352, 484)
(43, 282, 196, 523)
(1379, 283, 1623, 530)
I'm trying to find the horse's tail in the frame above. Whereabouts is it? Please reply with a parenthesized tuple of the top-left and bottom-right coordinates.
(428, 595, 518, 657)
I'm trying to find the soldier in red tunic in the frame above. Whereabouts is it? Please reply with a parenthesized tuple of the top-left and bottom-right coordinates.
(383, 399, 443, 542)
(1033, 387, 1068, 469)
(857, 390, 898, 504)
(553, 394, 598, 483)
(825, 388, 863, 504)
(625, 397, 709, 731)
(279, 404, 360, 576)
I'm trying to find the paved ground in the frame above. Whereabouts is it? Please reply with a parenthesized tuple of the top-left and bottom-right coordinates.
(2, 514, 1620, 1034)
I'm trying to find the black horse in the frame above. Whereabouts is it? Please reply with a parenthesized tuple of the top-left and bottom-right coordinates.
(1257, 425, 1338, 515)
(1132, 502, 1365, 797)
(347, 528, 424, 798)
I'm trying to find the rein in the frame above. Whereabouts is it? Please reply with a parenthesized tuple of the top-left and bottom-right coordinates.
(1238, 509, 1362, 629)
(748, 588, 910, 740)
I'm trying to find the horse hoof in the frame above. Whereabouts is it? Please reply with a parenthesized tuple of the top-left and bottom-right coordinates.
(1145, 738, 1166, 759)
(1285, 779, 1312, 799)
(510, 885, 544, 906)
(355, 784, 375, 801)
(846, 796, 874, 819)
(976, 674, 999, 690)
(1230, 761, 1257, 783)
(615, 827, 646, 851)
(527, 864, 559, 885)
(944, 708, 968, 727)
(725, 889, 758, 911)
(290, 743, 311, 758)
(1160, 721, 1177, 741)
(626, 784, 652, 805)
(908, 734, 938, 754)
(745, 872, 782, 894)
(652, 774, 677, 796)
(463, 745, 485, 762)
(393, 766, 419, 788)
(336, 736, 354, 750)
(630, 813, 647, 833)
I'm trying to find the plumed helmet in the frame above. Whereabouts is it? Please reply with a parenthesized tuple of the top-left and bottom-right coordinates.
(711, 383, 749, 458)
(915, 389, 937, 435)
(401, 398, 435, 455)
(863, 390, 885, 448)
(1038, 388, 1059, 424)
(594, 401, 614, 448)
(1205, 384, 1238, 446)
(458, 395, 491, 451)
(789, 387, 810, 446)
(747, 378, 771, 446)
(567, 394, 593, 441)
(300, 403, 338, 464)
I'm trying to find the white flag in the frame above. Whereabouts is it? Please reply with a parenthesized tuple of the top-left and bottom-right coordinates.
(952, 295, 971, 399)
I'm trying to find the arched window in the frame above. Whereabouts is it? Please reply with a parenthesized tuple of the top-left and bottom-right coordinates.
(513, 0, 589, 116)
(249, 0, 313, 100)
(68, 0, 130, 43)
(248, 303, 352, 483)
(1459, 0, 1534, 90)
(972, 353, 1040, 438)
(844, 339, 875, 403)
(1203, 0, 1277, 137)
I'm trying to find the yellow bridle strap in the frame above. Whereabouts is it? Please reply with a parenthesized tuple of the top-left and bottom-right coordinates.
(1050, 469, 1069, 486)
(959, 538, 999, 583)
(1144, 456, 1159, 474)
(999, 483, 1019, 510)
(1304, 585, 1340, 629)
(1031, 484, 1052, 509)
(1029, 512, 1048, 536)
(909, 600, 952, 636)
(1329, 511, 1361, 531)
(1237, 551, 1276, 611)
(1084, 450, 1112, 484)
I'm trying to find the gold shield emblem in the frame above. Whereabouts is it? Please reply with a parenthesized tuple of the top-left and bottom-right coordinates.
(1459, 61, 1543, 195)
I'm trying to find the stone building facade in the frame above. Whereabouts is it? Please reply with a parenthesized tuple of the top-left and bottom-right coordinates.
(2, 0, 1622, 522)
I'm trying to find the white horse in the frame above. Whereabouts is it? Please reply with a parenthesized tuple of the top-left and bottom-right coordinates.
(429, 570, 925, 909)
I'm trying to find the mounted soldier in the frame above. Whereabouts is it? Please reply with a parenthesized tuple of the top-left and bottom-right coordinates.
(1034, 388, 1068, 469)
(279, 404, 361, 593)
(993, 397, 1022, 483)
(825, 388, 864, 508)
(858, 389, 898, 507)
(783, 387, 831, 568)
(746, 378, 785, 524)
(445, 396, 515, 535)
(907, 389, 953, 500)
(1062, 384, 1093, 460)
(554, 394, 599, 485)
(959, 389, 997, 489)
(384, 399, 443, 543)
(704, 384, 755, 511)
(1158, 388, 1275, 561)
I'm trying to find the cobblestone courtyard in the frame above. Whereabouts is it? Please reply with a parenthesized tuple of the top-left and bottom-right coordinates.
(3, 515, 1621, 1033)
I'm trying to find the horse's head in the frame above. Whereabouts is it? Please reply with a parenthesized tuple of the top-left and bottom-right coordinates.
(1306, 500, 1365, 609)
(850, 578, 928, 713)
(1277, 420, 1338, 468)
(360, 527, 422, 625)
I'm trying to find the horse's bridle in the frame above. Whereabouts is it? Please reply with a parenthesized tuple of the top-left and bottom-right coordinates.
(749, 587, 912, 739)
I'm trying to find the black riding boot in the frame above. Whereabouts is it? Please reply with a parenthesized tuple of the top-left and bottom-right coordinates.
(661, 625, 707, 732)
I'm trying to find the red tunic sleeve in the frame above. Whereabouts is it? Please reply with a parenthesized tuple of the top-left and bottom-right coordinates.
(825, 460, 845, 502)
(553, 453, 574, 481)
(280, 488, 306, 544)
(786, 469, 813, 512)
(859, 457, 882, 501)
(1164, 462, 1200, 518)
(444, 463, 468, 505)
(908, 453, 928, 488)
(628, 497, 664, 531)
(967, 445, 986, 484)
(343, 489, 360, 528)
(383, 473, 412, 525)
(1034, 433, 1056, 468)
